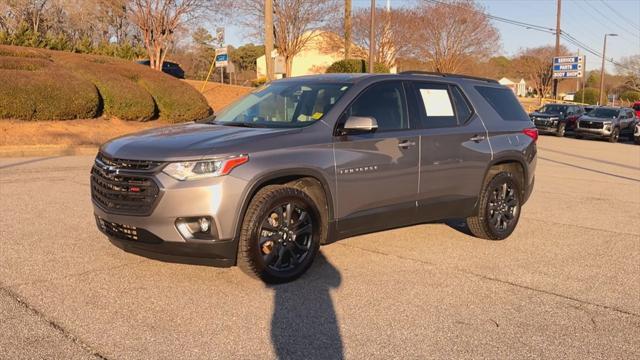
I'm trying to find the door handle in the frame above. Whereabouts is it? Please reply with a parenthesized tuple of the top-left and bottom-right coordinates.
(469, 134, 485, 142)
(398, 140, 416, 149)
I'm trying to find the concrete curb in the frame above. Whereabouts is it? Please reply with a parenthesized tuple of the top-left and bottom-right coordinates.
(0, 145, 98, 158)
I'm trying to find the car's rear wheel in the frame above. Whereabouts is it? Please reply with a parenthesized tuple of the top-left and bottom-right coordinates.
(237, 185, 321, 283)
(609, 127, 620, 143)
(467, 172, 522, 240)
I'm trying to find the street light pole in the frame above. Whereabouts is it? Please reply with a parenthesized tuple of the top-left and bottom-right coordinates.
(369, 0, 375, 73)
(264, 0, 274, 81)
(599, 33, 618, 105)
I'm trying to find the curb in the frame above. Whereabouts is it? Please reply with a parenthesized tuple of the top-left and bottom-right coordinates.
(0, 145, 98, 158)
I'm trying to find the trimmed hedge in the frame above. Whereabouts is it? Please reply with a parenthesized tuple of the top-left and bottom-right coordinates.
(0, 45, 212, 122)
(0, 68, 100, 120)
(326, 59, 390, 74)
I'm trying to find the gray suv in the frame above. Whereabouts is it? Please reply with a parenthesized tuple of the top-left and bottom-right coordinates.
(92, 73, 537, 283)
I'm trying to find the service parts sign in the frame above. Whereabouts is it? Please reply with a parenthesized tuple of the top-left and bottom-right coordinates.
(215, 47, 228, 68)
(552, 55, 585, 78)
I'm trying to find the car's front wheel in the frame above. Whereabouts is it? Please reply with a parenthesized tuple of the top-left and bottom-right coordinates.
(467, 172, 522, 240)
(556, 123, 566, 137)
(237, 185, 321, 283)
(609, 127, 620, 143)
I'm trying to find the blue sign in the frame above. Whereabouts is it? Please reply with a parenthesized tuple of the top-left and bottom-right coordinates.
(553, 63, 582, 71)
(215, 54, 228, 62)
(554, 56, 583, 64)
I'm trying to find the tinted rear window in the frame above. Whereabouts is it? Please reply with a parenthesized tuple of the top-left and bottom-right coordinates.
(475, 86, 529, 121)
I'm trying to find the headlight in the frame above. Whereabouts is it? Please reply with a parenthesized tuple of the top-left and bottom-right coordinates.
(162, 154, 249, 180)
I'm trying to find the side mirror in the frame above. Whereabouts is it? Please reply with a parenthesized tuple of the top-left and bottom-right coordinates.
(340, 116, 378, 135)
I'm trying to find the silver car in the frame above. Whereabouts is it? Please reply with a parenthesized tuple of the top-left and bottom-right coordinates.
(92, 73, 537, 283)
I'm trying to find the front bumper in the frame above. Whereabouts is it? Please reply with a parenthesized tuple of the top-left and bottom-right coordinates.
(575, 127, 611, 137)
(93, 172, 250, 267)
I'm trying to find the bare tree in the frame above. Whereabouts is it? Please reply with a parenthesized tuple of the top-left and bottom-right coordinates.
(348, 7, 414, 68)
(236, 0, 338, 77)
(128, 0, 222, 70)
(616, 55, 640, 92)
(512, 45, 568, 103)
(410, 0, 499, 73)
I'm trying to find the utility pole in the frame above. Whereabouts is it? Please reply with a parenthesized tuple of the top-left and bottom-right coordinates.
(553, 0, 561, 99)
(599, 33, 618, 105)
(369, 0, 375, 73)
(264, 0, 274, 81)
(345, 0, 352, 59)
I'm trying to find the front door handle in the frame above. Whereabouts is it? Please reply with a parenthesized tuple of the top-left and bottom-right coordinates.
(469, 134, 485, 142)
(398, 140, 416, 149)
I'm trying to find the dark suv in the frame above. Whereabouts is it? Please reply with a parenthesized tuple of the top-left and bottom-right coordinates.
(91, 73, 537, 283)
(530, 103, 585, 136)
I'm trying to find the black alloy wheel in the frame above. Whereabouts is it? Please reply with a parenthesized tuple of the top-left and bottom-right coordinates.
(258, 201, 313, 272)
(237, 185, 321, 283)
(609, 127, 620, 143)
(487, 181, 519, 233)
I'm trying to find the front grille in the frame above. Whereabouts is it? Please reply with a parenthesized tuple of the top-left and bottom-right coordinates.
(91, 161, 161, 216)
(96, 153, 162, 171)
(534, 118, 553, 127)
(96, 217, 162, 244)
(579, 120, 604, 129)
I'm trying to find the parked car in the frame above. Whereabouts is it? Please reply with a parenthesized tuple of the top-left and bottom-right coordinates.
(632, 101, 640, 118)
(91, 73, 537, 283)
(136, 60, 185, 79)
(634, 121, 640, 145)
(574, 107, 636, 142)
(529, 103, 585, 137)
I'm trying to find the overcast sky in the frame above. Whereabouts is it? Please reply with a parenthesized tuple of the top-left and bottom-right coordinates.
(219, 0, 640, 72)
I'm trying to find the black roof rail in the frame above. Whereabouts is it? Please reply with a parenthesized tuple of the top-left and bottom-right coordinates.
(399, 71, 499, 84)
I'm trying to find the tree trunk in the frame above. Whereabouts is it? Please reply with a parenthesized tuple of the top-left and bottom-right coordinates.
(345, 0, 352, 59)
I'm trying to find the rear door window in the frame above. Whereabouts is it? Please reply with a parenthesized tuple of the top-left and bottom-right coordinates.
(412, 83, 457, 128)
(475, 86, 529, 121)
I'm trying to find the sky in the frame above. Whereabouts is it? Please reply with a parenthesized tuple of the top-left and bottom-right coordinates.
(219, 0, 640, 73)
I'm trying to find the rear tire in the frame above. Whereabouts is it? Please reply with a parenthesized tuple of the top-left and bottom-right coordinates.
(237, 185, 322, 283)
(467, 172, 522, 240)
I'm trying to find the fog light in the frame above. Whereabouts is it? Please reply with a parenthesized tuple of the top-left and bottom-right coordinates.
(198, 217, 210, 232)
(175, 216, 215, 240)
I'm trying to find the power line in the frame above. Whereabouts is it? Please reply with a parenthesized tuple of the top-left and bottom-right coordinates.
(598, 0, 640, 32)
(581, 0, 639, 40)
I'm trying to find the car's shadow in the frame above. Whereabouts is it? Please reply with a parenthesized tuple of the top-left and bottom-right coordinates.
(268, 252, 343, 360)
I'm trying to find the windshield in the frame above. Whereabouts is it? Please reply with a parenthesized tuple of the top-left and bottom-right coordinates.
(538, 104, 568, 114)
(588, 108, 619, 118)
(213, 82, 351, 128)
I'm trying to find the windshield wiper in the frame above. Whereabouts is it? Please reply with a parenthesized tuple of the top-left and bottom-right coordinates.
(220, 122, 266, 128)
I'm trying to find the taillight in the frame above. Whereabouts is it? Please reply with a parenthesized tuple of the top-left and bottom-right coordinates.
(523, 128, 538, 142)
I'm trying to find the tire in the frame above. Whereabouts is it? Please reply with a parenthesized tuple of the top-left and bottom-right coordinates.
(556, 123, 566, 137)
(609, 127, 620, 143)
(466, 172, 522, 240)
(237, 185, 322, 283)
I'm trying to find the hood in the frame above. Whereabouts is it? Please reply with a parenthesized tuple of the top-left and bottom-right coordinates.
(100, 123, 301, 161)
(579, 115, 613, 122)
(530, 112, 562, 119)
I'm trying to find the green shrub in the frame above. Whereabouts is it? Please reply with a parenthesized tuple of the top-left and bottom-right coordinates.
(138, 74, 212, 123)
(620, 90, 640, 102)
(0, 68, 99, 120)
(326, 59, 389, 74)
(56, 53, 157, 121)
(252, 76, 267, 87)
(575, 88, 600, 105)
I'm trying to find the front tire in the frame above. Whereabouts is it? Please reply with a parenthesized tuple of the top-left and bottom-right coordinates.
(556, 123, 566, 137)
(467, 172, 522, 240)
(609, 127, 620, 143)
(237, 185, 321, 283)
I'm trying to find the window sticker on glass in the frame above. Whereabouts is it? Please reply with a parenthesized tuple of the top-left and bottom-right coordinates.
(419, 89, 454, 117)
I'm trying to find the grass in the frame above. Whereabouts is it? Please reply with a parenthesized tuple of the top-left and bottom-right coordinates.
(0, 45, 211, 121)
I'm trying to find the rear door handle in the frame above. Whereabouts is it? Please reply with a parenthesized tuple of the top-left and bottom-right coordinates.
(469, 135, 485, 142)
(398, 140, 416, 149)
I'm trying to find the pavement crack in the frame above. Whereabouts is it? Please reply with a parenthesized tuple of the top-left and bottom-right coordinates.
(0, 285, 110, 360)
(336, 243, 640, 318)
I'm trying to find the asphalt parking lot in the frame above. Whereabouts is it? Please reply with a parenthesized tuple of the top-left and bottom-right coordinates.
(1, 135, 639, 359)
